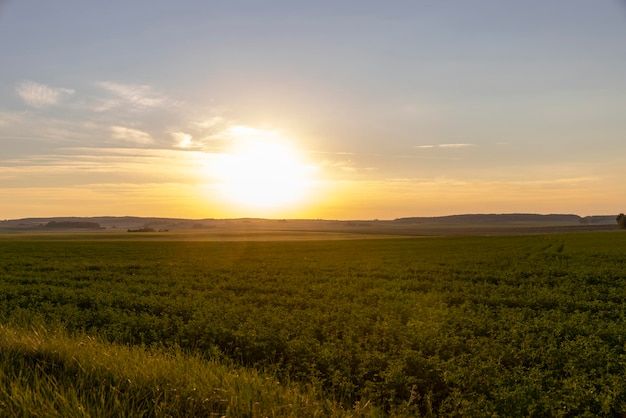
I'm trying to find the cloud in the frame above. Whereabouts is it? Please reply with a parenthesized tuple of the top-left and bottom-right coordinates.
(416, 143, 474, 149)
(0, 147, 215, 195)
(95, 82, 167, 111)
(305, 150, 356, 156)
(321, 159, 357, 173)
(191, 116, 227, 131)
(186, 122, 285, 147)
(111, 126, 154, 145)
(439, 143, 473, 148)
(205, 125, 280, 142)
(15, 81, 75, 108)
(0, 111, 25, 127)
(169, 116, 229, 147)
(171, 132, 194, 148)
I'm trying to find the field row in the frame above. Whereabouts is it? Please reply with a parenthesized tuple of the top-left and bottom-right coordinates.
(1, 233, 626, 415)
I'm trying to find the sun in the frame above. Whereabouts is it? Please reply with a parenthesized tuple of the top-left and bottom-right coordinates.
(213, 127, 313, 211)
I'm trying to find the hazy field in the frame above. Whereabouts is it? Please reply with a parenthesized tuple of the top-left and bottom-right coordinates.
(1, 231, 625, 416)
(0, 230, 398, 242)
(1, 213, 618, 238)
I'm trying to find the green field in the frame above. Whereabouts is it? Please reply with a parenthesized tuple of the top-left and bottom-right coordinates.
(1, 232, 626, 416)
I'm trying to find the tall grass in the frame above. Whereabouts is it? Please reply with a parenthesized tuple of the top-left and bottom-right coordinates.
(0, 325, 375, 417)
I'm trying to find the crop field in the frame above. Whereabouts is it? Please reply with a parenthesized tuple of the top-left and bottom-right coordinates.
(1, 231, 626, 416)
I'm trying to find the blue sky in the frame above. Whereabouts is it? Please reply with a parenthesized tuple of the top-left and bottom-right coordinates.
(1, 1, 626, 219)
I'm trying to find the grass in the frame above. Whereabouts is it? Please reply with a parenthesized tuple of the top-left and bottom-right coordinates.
(1, 231, 626, 415)
(0, 325, 369, 417)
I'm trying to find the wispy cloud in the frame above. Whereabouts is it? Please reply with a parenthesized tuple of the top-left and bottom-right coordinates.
(191, 116, 227, 131)
(171, 132, 194, 148)
(0, 111, 25, 127)
(172, 116, 230, 147)
(168, 119, 266, 150)
(416, 143, 474, 149)
(95, 82, 168, 111)
(185, 122, 294, 150)
(0, 147, 209, 184)
(15, 81, 75, 108)
(305, 150, 356, 156)
(439, 143, 473, 148)
(321, 159, 357, 173)
(206, 125, 280, 142)
(111, 126, 154, 145)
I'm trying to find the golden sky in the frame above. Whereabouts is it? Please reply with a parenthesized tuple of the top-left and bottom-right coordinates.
(1, 1, 625, 219)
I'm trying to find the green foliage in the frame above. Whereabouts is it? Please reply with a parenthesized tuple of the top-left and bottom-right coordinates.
(617, 213, 626, 229)
(0, 325, 356, 417)
(1, 233, 626, 415)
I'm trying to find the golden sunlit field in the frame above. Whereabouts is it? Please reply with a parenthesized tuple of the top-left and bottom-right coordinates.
(1, 230, 626, 416)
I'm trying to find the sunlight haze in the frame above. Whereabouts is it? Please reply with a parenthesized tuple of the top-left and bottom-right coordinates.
(1, 1, 625, 219)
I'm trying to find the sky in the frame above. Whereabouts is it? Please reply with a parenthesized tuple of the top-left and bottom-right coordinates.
(1, 0, 626, 220)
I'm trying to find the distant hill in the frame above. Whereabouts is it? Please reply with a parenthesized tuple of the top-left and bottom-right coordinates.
(393, 214, 617, 225)
(0, 216, 198, 230)
(45, 221, 102, 229)
(394, 213, 586, 224)
(0, 213, 619, 236)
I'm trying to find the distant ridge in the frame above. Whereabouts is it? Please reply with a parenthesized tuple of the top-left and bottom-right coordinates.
(0, 213, 618, 226)
(394, 213, 584, 224)
(394, 214, 617, 225)
(0, 216, 209, 230)
(45, 221, 102, 229)
(0, 213, 618, 235)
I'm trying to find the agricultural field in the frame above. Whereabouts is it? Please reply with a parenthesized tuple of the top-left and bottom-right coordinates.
(1, 231, 626, 416)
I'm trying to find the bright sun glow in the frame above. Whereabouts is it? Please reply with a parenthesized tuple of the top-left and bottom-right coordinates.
(213, 126, 313, 211)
